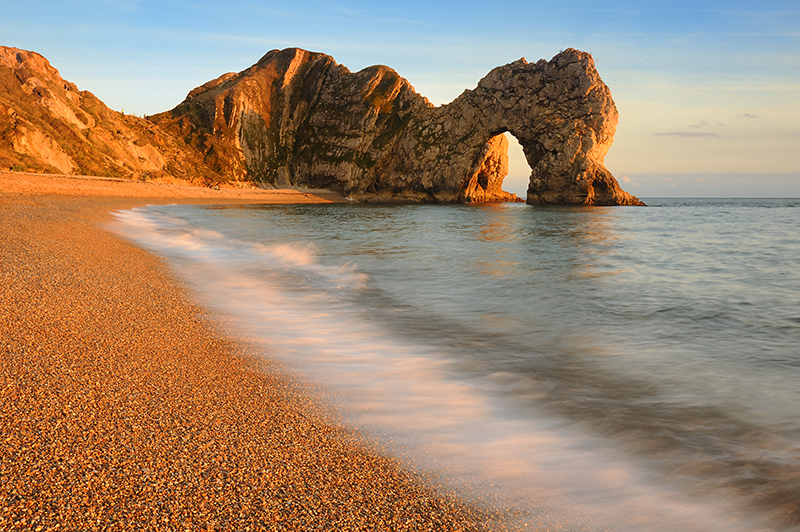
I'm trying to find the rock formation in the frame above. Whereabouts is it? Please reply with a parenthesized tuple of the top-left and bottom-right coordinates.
(1, 45, 642, 205)
(0, 47, 218, 181)
(154, 47, 641, 205)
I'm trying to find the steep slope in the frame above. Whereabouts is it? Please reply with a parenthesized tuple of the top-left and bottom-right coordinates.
(154, 47, 639, 204)
(150, 48, 447, 197)
(150, 48, 523, 202)
(0, 47, 217, 182)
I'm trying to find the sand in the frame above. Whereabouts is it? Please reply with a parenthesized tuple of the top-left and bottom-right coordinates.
(0, 173, 497, 530)
(0, 170, 349, 203)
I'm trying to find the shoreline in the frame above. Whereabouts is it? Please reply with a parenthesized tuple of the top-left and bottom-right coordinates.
(0, 174, 497, 529)
(0, 170, 350, 204)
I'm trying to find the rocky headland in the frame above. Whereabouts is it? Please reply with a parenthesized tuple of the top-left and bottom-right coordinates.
(0, 45, 642, 205)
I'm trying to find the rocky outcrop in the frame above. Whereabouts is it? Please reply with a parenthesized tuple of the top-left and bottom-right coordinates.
(462, 134, 519, 203)
(0, 47, 218, 181)
(1, 45, 641, 205)
(413, 51, 643, 205)
(154, 47, 641, 205)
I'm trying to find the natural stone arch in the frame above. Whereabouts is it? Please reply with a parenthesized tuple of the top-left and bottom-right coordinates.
(393, 50, 641, 205)
(157, 47, 643, 205)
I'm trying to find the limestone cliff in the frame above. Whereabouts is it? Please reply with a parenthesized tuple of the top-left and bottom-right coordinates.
(0, 47, 217, 181)
(154, 47, 640, 205)
(416, 51, 643, 205)
(1, 45, 641, 205)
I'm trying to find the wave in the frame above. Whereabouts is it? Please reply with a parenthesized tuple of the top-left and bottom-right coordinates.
(109, 205, 776, 531)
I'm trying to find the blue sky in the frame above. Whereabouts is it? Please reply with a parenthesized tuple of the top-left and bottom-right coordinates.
(3, 0, 799, 197)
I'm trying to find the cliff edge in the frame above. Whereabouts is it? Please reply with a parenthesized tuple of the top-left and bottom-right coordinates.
(152, 47, 641, 205)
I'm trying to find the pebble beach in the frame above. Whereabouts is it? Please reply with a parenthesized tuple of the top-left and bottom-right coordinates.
(0, 172, 497, 531)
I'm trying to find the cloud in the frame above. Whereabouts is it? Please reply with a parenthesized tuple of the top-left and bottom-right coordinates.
(99, 0, 137, 10)
(655, 132, 722, 137)
(738, 113, 759, 118)
(688, 120, 725, 128)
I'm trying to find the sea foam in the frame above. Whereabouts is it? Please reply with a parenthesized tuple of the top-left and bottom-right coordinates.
(108, 204, 773, 531)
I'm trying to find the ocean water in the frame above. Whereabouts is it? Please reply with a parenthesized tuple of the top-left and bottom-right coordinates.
(110, 198, 800, 531)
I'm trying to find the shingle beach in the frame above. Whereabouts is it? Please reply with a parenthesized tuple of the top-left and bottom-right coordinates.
(0, 172, 498, 530)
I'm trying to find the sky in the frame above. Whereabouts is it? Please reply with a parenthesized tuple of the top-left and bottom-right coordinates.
(2, 0, 799, 197)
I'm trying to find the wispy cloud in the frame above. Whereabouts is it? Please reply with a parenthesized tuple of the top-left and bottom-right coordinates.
(738, 113, 759, 118)
(655, 132, 722, 137)
(242, 2, 301, 19)
(688, 119, 725, 128)
(99, 0, 140, 12)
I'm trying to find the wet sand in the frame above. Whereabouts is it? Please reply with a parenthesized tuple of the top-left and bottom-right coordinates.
(0, 173, 497, 530)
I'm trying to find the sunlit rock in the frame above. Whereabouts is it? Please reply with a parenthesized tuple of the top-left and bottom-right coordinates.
(0, 45, 641, 204)
(154, 47, 641, 204)
(0, 47, 185, 179)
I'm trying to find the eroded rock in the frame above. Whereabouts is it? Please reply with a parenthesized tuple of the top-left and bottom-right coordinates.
(0, 47, 216, 180)
(154, 47, 641, 204)
(1, 45, 641, 204)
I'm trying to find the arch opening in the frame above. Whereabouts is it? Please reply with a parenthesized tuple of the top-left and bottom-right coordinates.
(503, 132, 532, 198)
(463, 132, 529, 203)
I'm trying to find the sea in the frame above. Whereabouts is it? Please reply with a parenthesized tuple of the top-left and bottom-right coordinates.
(110, 198, 800, 531)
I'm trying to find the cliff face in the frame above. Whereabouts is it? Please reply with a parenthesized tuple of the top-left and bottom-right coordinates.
(0, 47, 218, 181)
(417, 51, 642, 205)
(1, 45, 641, 205)
(150, 49, 443, 198)
(154, 47, 640, 205)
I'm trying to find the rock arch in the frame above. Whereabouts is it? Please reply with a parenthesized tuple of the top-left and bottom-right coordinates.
(156, 47, 643, 205)
(391, 50, 643, 205)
